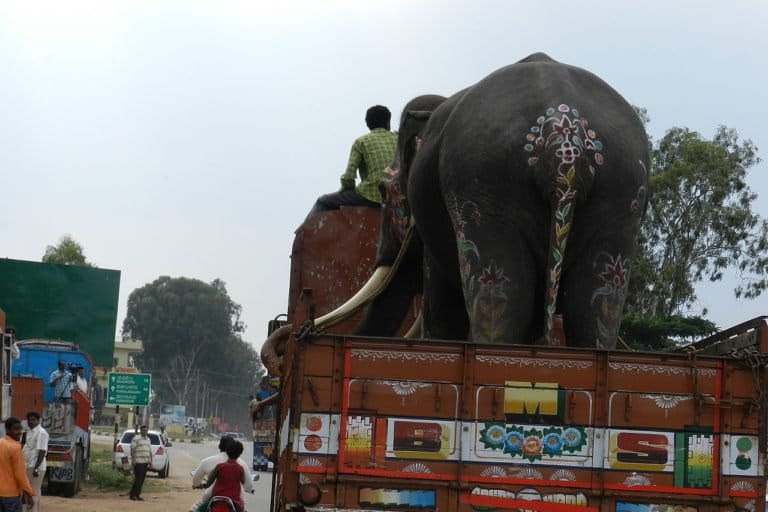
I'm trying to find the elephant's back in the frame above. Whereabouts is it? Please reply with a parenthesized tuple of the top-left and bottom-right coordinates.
(439, 59, 648, 199)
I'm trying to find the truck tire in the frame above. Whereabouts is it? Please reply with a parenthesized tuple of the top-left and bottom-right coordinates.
(62, 447, 83, 497)
(77, 445, 85, 491)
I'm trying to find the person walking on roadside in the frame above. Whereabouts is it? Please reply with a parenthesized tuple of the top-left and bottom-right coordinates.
(0, 417, 35, 512)
(129, 425, 153, 501)
(189, 436, 254, 512)
(22, 413, 47, 512)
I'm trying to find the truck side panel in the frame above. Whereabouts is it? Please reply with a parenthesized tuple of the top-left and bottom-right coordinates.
(276, 332, 766, 512)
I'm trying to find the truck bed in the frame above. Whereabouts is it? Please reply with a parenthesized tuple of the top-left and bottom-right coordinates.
(272, 318, 768, 512)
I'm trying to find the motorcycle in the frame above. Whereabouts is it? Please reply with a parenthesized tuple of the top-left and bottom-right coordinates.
(191, 470, 259, 512)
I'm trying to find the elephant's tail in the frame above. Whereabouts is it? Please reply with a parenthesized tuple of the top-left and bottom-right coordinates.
(528, 105, 600, 344)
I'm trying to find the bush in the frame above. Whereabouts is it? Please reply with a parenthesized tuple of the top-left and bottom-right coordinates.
(87, 444, 167, 493)
(89, 462, 132, 492)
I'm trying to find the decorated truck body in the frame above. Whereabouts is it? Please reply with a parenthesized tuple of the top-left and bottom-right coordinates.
(13, 339, 92, 497)
(264, 209, 768, 512)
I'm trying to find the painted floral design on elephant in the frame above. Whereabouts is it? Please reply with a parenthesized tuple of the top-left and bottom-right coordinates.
(523, 104, 604, 171)
(591, 252, 630, 348)
(524, 105, 605, 344)
(445, 192, 482, 285)
(446, 193, 512, 343)
(381, 166, 410, 243)
(471, 261, 512, 343)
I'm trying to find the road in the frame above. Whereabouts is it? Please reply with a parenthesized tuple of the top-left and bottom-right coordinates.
(42, 435, 273, 512)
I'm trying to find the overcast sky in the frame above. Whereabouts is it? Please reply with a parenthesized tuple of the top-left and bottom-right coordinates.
(1, 1, 766, 349)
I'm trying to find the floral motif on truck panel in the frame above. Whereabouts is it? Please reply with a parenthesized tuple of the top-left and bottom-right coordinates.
(478, 423, 589, 463)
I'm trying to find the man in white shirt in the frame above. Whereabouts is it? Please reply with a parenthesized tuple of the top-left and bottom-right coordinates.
(74, 367, 88, 395)
(23, 411, 48, 512)
(189, 435, 254, 512)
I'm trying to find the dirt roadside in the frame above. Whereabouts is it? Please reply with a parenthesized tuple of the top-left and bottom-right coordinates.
(41, 439, 203, 512)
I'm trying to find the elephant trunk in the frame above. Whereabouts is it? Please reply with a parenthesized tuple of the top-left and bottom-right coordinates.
(261, 323, 293, 376)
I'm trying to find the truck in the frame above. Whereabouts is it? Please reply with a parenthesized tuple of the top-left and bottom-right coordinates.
(261, 208, 768, 512)
(12, 339, 93, 497)
(0, 309, 11, 422)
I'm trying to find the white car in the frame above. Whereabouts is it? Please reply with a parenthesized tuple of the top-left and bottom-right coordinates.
(221, 431, 248, 442)
(113, 429, 172, 478)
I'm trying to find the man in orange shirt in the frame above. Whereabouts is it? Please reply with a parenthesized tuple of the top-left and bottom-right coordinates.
(0, 417, 35, 511)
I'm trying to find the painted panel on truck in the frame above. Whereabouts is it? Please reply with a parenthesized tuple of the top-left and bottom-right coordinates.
(273, 318, 768, 512)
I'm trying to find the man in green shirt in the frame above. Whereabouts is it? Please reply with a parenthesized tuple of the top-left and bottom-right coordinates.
(307, 105, 397, 218)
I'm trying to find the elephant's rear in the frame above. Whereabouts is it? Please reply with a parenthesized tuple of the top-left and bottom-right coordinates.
(436, 56, 649, 347)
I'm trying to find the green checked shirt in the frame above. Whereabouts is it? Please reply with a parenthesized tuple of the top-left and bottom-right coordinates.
(340, 128, 397, 203)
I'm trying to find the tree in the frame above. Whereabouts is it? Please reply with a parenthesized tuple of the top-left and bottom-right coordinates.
(122, 276, 263, 424)
(42, 235, 93, 266)
(622, 119, 767, 349)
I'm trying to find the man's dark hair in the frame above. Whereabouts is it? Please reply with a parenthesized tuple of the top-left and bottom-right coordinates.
(26, 411, 41, 420)
(226, 440, 244, 460)
(365, 105, 391, 130)
(218, 435, 234, 452)
(4, 417, 21, 431)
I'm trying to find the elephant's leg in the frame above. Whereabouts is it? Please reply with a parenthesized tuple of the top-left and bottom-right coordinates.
(558, 224, 640, 349)
(421, 248, 469, 340)
(455, 218, 542, 345)
(356, 245, 422, 337)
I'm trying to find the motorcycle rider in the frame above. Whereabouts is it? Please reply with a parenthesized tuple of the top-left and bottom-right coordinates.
(190, 436, 254, 512)
(201, 441, 247, 512)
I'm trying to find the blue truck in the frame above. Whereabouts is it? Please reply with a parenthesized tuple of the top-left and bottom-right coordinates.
(12, 339, 93, 497)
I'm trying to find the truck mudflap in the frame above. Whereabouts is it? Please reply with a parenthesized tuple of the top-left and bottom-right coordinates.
(273, 319, 768, 512)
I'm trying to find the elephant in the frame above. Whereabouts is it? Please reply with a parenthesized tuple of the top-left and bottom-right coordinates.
(262, 53, 649, 373)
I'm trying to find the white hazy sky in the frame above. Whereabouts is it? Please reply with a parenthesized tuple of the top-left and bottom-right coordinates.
(1, 1, 766, 350)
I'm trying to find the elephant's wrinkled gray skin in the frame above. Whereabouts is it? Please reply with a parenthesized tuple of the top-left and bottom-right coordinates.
(360, 53, 649, 348)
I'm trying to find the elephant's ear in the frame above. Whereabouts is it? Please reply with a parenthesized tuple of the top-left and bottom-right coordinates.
(406, 110, 433, 121)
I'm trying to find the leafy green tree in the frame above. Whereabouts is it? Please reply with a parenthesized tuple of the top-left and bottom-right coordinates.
(42, 235, 93, 266)
(622, 118, 767, 349)
(123, 276, 263, 424)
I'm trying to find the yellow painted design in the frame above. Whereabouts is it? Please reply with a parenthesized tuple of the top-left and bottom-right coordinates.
(504, 381, 559, 417)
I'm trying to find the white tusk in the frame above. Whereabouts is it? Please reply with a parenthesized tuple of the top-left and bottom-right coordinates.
(315, 266, 393, 329)
(403, 311, 423, 339)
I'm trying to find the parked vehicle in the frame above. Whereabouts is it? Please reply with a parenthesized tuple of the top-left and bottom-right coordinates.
(0, 310, 12, 423)
(12, 339, 93, 497)
(221, 431, 247, 442)
(260, 209, 768, 512)
(114, 429, 172, 478)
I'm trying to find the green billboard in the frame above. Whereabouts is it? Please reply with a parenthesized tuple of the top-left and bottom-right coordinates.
(0, 258, 120, 367)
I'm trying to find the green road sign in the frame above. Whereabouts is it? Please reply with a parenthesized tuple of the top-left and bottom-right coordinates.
(107, 372, 151, 406)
